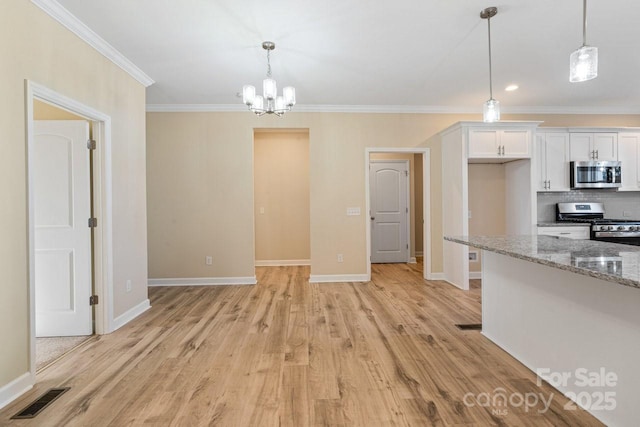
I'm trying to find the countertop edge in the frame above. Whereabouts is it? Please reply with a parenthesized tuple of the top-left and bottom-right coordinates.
(445, 236, 640, 289)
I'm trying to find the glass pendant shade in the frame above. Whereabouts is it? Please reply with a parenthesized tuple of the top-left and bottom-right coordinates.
(569, 45, 598, 82)
(274, 96, 286, 112)
(242, 85, 256, 105)
(483, 99, 500, 123)
(253, 95, 264, 111)
(263, 78, 277, 100)
(283, 86, 296, 106)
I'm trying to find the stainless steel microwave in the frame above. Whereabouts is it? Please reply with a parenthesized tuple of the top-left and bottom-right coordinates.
(570, 161, 621, 189)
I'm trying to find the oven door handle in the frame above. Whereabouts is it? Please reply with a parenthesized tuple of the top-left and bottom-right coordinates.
(594, 231, 640, 238)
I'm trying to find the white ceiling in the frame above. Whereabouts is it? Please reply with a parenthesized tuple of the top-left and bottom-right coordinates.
(55, 0, 640, 113)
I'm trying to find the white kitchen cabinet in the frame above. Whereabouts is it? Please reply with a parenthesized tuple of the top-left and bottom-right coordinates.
(569, 132, 618, 161)
(618, 133, 640, 191)
(537, 226, 590, 240)
(536, 132, 570, 191)
(468, 128, 531, 160)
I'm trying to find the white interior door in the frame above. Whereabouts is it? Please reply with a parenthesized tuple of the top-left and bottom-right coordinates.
(35, 120, 92, 337)
(370, 161, 409, 263)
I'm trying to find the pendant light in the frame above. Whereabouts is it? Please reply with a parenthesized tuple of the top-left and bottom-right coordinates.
(481, 7, 499, 123)
(569, 0, 598, 82)
(242, 41, 296, 116)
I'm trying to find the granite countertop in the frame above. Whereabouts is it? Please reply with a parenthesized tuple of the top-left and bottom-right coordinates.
(445, 235, 640, 289)
(537, 222, 591, 227)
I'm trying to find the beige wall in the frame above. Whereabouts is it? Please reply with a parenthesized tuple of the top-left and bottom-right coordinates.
(468, 164, 506, 272)
(34, 99, 84, 120)
(147, 112, 640, 282)
(0, 3, 147, 390)
(254, 131, 310, 262)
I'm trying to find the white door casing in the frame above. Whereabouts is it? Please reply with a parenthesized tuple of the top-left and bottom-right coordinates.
(34, 120, 93, 337)
(370, 160, 409, 263)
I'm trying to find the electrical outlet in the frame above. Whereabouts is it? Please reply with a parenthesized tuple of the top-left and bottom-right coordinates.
(205, 256, 213, 265)
(468, 251, 478, 262)
(337, 254, 344, 263)
(126, 279, 132, 292)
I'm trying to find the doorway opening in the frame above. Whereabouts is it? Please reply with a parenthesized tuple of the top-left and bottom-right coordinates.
(26, 81, 114, 380)
(365, 148, 431, 281)
(253, 129, 310, 268)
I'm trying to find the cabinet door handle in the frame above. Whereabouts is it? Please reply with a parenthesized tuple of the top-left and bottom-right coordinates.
(590, 150, 595, 159)
(502, 146, 505, 155)
(547, 180, 551, 189)
(497, 146, 501, 156)
(596, 149, 599, 159)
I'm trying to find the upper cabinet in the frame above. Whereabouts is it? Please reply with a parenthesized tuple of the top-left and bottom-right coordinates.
(537, 132, 570, 192)
(468, 128, 531, 160)
(569, 132, 618, 161)
(618, 133, 640, 191)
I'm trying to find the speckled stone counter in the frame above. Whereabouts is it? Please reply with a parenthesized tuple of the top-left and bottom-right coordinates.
(536, 222, 590, 227)
(445, 235, 640, 426)
(445, 235, 640, 289)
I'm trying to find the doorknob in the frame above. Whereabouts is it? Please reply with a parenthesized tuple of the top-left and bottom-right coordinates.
(371, 217, 375, 220)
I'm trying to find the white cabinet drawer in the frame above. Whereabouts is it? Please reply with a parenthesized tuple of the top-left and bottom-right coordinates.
(537, 226, 590, 240)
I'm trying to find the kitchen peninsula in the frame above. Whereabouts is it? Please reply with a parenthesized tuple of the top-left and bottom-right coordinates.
(446, 235, 640, 427)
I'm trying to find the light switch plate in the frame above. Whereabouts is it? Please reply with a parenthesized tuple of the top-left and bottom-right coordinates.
(347, 207, 361, 216)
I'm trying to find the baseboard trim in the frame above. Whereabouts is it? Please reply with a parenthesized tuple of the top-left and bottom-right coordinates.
(148, 276, 257, 286)
(112, 299, 151, 332)
(426, 272, 446, 280)
(0, 372, 33, 411)
(409, 257, 417, 264)
(415, 251, 424, 257)
(469, 271, 482, 280)
(255, 259, 310, 267)
(309, 274, 369, 284)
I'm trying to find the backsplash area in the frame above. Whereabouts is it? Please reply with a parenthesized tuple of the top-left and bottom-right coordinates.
(538, 190, 640, 222)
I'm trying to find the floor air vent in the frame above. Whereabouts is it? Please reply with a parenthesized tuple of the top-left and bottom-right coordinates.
(456, 323, 482, 331)
(11, 387, 70, 419)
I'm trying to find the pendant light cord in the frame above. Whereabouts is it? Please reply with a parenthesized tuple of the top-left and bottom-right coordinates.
(266, 48, 272, 78)
(582, 0, 588, 46)
(487, 15, 493, 100)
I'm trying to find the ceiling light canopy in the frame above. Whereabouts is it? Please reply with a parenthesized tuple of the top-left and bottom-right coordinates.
(242, 41, 296, 116)
(481, 7, 500, 123)
(570, 0, 598, 82)
(505, 84, 519, 92)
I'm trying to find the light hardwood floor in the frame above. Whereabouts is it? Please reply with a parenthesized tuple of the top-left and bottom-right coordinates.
(1, 263, 602, 426)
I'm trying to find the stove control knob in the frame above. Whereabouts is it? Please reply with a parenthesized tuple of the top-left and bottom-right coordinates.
(618, 226, 626, 231)
(630, 226, 638, 231)
(607, 225, 615, 231)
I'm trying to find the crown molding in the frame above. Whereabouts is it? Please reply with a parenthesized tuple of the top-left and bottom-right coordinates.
(146, 103, 640, 114)
(31, 0, 154, 87)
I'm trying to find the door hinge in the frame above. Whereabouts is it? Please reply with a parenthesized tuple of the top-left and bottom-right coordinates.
(87, 139, 96, 150)
(406, 207, 409, 213)
(406, 244, 409, 249)
(405, 170, 409, 176)
(89, 295, 99, 305)
(88, 217, 98, 228)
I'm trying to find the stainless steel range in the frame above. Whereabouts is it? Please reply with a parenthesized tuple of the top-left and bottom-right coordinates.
(556, 202, 640, 246)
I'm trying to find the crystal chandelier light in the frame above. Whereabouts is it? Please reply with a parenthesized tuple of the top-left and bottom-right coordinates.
(569, 0, 598, 82)
(242, 41, 296, 116)
(481, 7, 500, 123)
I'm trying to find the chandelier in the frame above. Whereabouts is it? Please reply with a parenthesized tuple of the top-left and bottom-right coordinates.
(242, 41, 296, 116)
(480, 7, 499, 123)
(569, 0, 598, 82)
